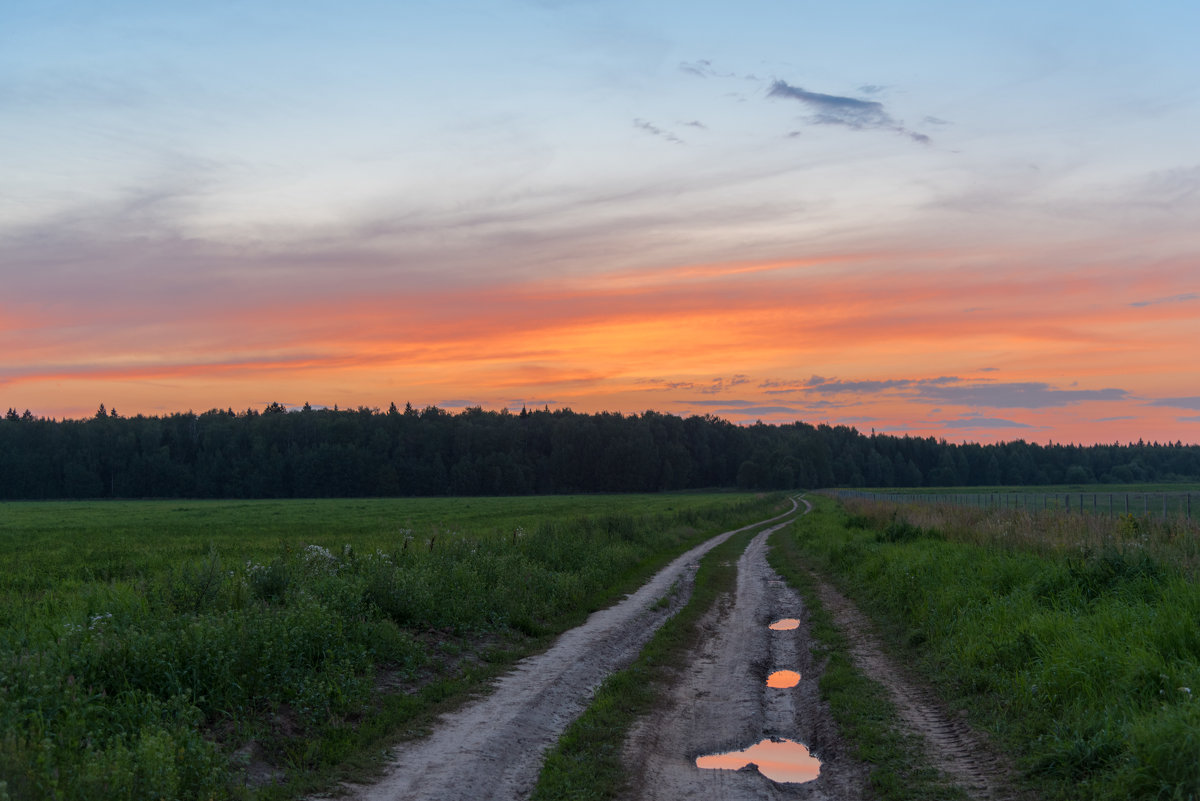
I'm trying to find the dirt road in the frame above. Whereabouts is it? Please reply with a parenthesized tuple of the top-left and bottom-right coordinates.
(335, 500, 802, 801)
(621, 500, 869, 800)
(621, 499, 1019, 801)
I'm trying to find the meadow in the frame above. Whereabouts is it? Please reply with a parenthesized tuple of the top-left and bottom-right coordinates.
(786, 493, 1200, 800)
(0, 492, 784, 801)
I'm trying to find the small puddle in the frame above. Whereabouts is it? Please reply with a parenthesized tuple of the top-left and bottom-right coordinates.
(768, 618, 800, 631)
(696, 737, 821, 784)
(766, 670, 801, 688)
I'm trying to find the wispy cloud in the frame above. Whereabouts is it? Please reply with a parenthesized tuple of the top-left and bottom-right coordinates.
(766, 80, 932, 144)
(917, 382, 1128, 409)
(633, 118, 683, 144)
(1150, 397, 1200, 410)
(1129, 292, 1198, 308)
(941, 416, 1034, 429)
(767, 81, 892, 128)
(641, 375, 749, 394)
(796, 375, 1128, 409)
(704, 405, 804, 417)
(678, 59, 738, 79)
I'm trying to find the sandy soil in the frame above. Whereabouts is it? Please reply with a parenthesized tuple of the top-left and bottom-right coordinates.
(331, 499, 801, 801)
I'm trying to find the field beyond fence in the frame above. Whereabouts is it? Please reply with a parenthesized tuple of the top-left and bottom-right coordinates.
(833, 488, 1196, 519)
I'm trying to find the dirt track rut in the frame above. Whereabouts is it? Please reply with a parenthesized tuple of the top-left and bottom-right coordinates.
(333, 500, 800, 801)
(621, 501, 868, 800)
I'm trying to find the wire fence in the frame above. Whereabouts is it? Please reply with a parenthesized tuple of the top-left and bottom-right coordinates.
(830, 490, 1195, 520)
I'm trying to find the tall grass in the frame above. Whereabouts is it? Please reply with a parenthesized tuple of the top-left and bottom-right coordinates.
(841, 495, 1200, 575)
(791, 495, 1200, 800)
(0, 493, 785, 801)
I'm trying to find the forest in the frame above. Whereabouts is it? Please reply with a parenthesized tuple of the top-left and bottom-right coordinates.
(2, 402, 1199, 499)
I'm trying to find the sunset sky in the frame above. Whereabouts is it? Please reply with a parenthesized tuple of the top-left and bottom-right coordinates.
(3, 1, 1199, 444)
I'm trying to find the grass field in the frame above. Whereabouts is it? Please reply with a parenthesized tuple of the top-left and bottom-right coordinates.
(842, 483, 1200, 522)
(787, 494, 1200, 800)
(855, 482, 1200, 494)
(0, 492, 786, 801)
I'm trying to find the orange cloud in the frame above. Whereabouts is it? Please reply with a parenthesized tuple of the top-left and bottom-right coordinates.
(5, 241, 1198, 445)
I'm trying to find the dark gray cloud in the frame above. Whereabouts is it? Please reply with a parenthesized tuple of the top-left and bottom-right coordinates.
(1129, 292, 1198, 308)
(1149, 397, 1200, 410)
(767, 81, 892, 129)
(767, 80, 932, 144)
(714, 405, 803, 415)
(685, 399, 758, 407)
(644, 375, 749, 395)
(633, 118, 682, 144)
(803, 376, 959, 394)
(942, 416, 1033, 429)
(788, 375, 1128, 409)
(918, 382, 1128, 409)
(1182, 416, 1200, 423)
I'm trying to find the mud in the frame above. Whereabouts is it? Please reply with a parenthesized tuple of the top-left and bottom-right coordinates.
(333, 494, 1022, 801)
(329, 500, 800, 801)
(620, 506, 866, 800)
(621, 500, 1023, 801)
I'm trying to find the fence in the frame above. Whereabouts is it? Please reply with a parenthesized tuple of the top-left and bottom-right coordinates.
(830, 489, 1195, 520)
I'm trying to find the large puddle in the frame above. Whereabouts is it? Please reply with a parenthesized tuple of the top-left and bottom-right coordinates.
(695, 738, 821, 784)
(768, 618, 800, 631)
(766, 670, 801, 688)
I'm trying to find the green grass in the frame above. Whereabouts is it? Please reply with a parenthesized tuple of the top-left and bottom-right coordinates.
(789, 495, 1200, 801)
(857, 483, 1200, 494)
(768, 497, 966, 801)
(531, 514, 768, 800)
(0, 493, 787, 801)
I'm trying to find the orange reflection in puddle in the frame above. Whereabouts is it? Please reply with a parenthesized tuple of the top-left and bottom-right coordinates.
(766, 670, 801, 688)
(769, 618, 800, 631)
(696, 737, 821, 784)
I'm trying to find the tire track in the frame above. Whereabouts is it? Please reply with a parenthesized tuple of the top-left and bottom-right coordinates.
(809, 574, 1023, 801)
(328, 500, 801, 801)
(622, 498, 870, 800)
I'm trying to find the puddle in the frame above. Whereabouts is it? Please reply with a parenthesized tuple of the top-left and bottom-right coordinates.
(696, 738, 821, 784)
(766, 670, 801, 688)
(768, 618, 800, 631)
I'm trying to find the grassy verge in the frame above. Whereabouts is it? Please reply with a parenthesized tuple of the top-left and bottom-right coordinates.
(789, 494, 1200, 801)
(767, 496, 965, 801)
(0, 493, 786, 801)
(530, 518, 771, 800)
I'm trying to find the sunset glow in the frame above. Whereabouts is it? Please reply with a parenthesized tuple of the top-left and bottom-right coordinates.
(3, 2, 1198, 443)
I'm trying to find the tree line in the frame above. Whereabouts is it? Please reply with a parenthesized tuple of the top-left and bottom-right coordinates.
(1, 402, 1198, 499)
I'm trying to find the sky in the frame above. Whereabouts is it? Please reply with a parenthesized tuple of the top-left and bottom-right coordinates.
(3, 0, 1199, 444)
